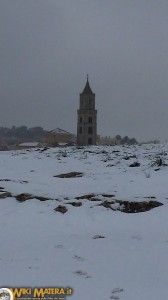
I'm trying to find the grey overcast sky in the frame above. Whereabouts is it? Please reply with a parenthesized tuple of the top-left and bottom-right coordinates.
(1, 0, 168, 141)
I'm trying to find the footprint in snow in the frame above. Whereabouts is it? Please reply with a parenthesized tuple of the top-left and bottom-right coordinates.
(28, 266, 39, 270)
(131, 235, 142, 241)
(112, 288, 124, 293)
(74, 270, 91, 278)
(73, 254, 85, 262)
(93, 234, 105, 239)
(54, 244, 64, 249)
(110, 288, 124, 299)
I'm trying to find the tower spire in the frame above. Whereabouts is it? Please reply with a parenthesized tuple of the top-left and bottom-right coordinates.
(81, 74, 93, 95)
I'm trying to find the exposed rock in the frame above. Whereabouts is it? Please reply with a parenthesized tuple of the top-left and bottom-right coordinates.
(35, 196, 50, 201)
(40, 147, 49, 152)
(0, 192, 12, 199)
(67, 202, 82, 207)
(15, 193, 51, 202)
(118, 200, 163, 213)
(89, 197, 102, 202)
(129, 162, 140, 167)
(75, 193, 115, 201)
(98, 200, 163, 213)
(101, 194, 115, 198)
(15, 193, 33, 202)
(54, 205, 68, 214)
(75, 193, 96, 200)
(98, 200, 115, 209)
(54, 172, 83, 178)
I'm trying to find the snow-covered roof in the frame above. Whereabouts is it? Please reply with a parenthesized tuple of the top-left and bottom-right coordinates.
(18, 142, 43, 147)
(48, 128, 71, 135)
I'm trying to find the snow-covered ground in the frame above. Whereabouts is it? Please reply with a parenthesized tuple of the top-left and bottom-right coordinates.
(0, 144, 168, 300)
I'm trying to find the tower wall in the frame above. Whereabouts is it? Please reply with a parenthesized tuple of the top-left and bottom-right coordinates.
(77, 79, 97, 146)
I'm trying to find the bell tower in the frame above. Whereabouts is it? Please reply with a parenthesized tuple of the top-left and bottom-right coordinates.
(77, 76, 97, 146)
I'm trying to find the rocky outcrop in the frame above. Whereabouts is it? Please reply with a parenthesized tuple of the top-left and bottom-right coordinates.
(98, 200, 163, 213)
(54, 172, 83, 178)
(54, 205, 68, 214)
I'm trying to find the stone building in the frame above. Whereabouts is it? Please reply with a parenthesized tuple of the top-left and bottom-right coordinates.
(45, 128, 73, 147)
(77, 76, 97, 146)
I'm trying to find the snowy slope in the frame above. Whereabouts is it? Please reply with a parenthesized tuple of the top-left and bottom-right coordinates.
(0, 144, 168, 300)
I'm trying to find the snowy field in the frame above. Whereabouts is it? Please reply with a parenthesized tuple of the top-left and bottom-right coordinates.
(0, 144, 168, 300)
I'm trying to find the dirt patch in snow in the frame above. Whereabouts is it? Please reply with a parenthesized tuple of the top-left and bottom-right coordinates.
(54, 172, 83, 178)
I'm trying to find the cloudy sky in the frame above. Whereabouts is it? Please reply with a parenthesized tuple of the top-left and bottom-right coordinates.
(1, 0, 168, 141)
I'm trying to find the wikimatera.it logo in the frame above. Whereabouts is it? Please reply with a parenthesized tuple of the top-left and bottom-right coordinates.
(0, 288, 73, 300)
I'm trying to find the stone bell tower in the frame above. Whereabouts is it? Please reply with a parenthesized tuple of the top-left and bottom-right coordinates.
(77, 76, 97, 146)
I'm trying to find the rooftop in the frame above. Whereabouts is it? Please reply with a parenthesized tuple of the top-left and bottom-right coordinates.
(81, 75, 94, 95)
(48, 128, 71, 135)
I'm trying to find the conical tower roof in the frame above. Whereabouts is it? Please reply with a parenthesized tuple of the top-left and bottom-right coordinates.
(81, 75, 94, 95)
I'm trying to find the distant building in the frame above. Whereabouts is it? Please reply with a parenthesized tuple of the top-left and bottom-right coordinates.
(77, 76, 97, 146)
(17, 142, 44, 150)
(0, 145, 9, 151)
(45, 128, 73, 147)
